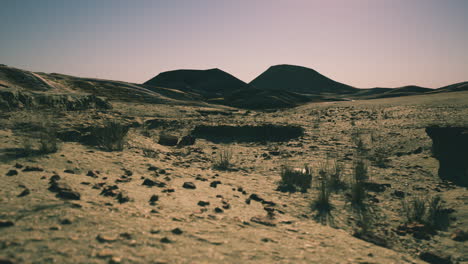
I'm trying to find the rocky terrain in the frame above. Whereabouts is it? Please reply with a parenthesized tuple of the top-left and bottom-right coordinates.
(0, 64, 467, 264)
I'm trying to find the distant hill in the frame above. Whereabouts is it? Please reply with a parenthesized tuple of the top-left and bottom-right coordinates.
(2, 64, 466, 110)
(250, 64, 357, 94)
(144, 68, 251, 99)
(431, 82, 468, 93)
(0, 65, 187, 105)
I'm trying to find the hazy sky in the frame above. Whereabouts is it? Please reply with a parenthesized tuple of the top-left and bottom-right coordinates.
(1, 0, 467, 88)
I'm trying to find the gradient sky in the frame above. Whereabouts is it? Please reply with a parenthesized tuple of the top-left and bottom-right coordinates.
(1, 0, 467, 88)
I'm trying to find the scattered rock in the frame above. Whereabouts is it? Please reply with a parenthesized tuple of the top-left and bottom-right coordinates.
(182, 182, 196, 189)
(5, 170, 18, 176)
(392, 190, 405, 198)
(0, 220, 14, 228)
(149, 195, 159, 204)
(249, 193, 264, 202)
(96, 234, 119, 243)
(158, 134, 179, 146)
(210, 181, 221, 188)
(160, 237, 172, 243)
(162, 188, 175, 193)
(86, 170, 99, 178)
(22, 166, 44, 172)
(14, 163, 23, 169)
(251, 216, 276, 227)
(171, 228, 183, 235)
(214, 207, 224, 213)
(116, 191, 131, 203)
(142, 179, 166, 188)
(197, 201, 210, 206)
(60, 219, 72, 225)
(56, 190, 81, 200)
(419, 251, 452, 264)
(451, 229, 468, 242)
(17, 188, 30, 197)
(177, 135, 196, 146)
(101, 185, 119, 196)
(63, 169, 75, 174)
(49, 178, 81, 200)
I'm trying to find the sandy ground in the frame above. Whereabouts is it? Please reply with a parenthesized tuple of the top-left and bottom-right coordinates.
(1, 91, 467, 264)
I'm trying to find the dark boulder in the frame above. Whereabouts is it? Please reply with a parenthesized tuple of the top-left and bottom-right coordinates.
(426, 126, 468, 186)
(158, 134, 179, 146)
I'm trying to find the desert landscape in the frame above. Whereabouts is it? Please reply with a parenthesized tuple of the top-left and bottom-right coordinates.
(1, 1, 467, 263)
(0, 63, 467, 264)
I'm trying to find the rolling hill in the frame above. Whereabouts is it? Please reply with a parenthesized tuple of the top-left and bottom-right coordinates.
(250, 64, 357, 94)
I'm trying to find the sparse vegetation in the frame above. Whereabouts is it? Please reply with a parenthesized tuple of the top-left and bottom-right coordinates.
(372, 146, 389, 168)
(93, 120, 129, 151)
(349, 159, 368, 207)
(312, 168, 332, 212)
(328, 160, 345, 191)
(212, 148, 233, 170)
(403, 196, 451, 230)
(277, 164, 313, 193)
(38, 126, 59, 154)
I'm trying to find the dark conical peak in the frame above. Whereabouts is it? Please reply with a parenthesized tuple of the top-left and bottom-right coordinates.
(250, 64, 356, 94)
(143, 68, 250, 97)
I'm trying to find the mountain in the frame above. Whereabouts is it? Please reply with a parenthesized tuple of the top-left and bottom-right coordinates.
(144, 68, 251, 99)
(250, 64, 357, 94)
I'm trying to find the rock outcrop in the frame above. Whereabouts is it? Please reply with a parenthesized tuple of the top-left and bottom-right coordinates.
(426, 126, 468, 186)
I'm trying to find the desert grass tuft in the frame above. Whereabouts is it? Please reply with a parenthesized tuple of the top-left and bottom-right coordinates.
(93, 120, 129, 151)
(403, 196, 451, 230)
(212, 148, 233, 170)
(277, 164, 313, 193)
(349, 159, 368, 208)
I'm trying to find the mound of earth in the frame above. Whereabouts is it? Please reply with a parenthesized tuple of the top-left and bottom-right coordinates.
(250, 64, 357, 95)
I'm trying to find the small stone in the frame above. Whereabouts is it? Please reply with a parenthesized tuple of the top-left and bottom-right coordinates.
(116, 191, 131, 203)
(148, 165, 159, 171)
(160, 237, 172, 243)
(49, 174, 61, 182)
(57, 190, 81, 200)
(60, 219, 72, 225)
(197, 201, 210, 206)
(17, 188, 30, 197)
(142, 179, 166, 188)
(214, 207, 224, 213)
(162, 188, 175, 193)
(171, 228, 183, 235)
(210, 181, 221, 188)
(392, 190, 406, 198)
(182, 182, 196, 189)
(86, 170, 99, 178)
(249, 194, 264, 202)
(119, 232, 132, 240)
(22, 166, 44, 172)
(251, 216, 276, 227)
(14, 163, 23, 169)
(96, 234, 119, 243)
(63, 169, 75, 174)
(101, 185, 119, 196)
(5, 170, 18, 176)
(149, 195, 159, 204)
